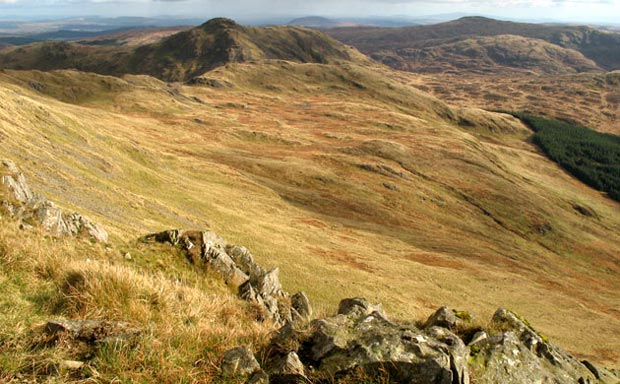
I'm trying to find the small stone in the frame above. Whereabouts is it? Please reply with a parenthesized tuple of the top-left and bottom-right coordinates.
(221, 346, 261, 378)
(337, 297, 386, 319)
(291, 292, 312, 322)
(425, 307, 457, 330)
(468, 331, 488, 346)
(124, 252, 132, 260)
(272, 352, 305, 376)
(59, 360, 84, 370)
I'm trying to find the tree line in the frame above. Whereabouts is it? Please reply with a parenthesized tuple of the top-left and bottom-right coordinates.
(510, 113, 620, 201)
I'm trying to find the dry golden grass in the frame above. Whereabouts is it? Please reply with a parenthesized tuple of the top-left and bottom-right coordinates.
(0, 219, 272, 383)
(0, 61, 618, 371)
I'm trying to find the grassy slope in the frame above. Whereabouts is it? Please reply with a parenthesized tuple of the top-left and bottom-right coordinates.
(0, 62, 619, 371)
(0, 219, 269, 382)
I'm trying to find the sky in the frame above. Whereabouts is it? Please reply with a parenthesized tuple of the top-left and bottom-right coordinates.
(1, 0, 620, 25)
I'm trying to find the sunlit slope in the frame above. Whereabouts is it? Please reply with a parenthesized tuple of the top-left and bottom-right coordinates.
(0, 63, 618, 367)
(0, 18, 369, 82)
(380, 34, 601, 75)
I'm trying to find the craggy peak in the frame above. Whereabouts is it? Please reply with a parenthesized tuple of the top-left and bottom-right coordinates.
(0, 8, 619, 384)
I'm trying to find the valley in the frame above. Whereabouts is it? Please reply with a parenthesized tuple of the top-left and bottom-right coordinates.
(0, 15, 619, 382)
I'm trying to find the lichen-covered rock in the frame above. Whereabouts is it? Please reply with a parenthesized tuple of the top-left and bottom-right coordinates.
(425, 306, 457, 330)
(143, 229, 299, 326)
(0, 160, 108, 242)
(269, 351, 306, 383)
(470, 308, 601, 384)
(221, 346, 261, 378)
(291, 292, 312, 323)
(426, 326, 470, 384)
(337, 297, 387, 319)
(299, 298, 464, 383)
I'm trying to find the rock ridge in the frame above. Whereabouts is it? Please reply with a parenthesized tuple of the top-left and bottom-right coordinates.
(141, 228, 619, 383)
(222, 299, 620, 383)
(142, 229, 312, 326)
(0, 160, 108, 242)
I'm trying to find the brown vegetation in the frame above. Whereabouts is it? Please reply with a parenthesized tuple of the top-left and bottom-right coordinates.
(0, 59, 618, 374)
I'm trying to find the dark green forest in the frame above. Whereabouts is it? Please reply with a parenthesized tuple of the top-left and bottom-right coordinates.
(510, 113, 620, 200)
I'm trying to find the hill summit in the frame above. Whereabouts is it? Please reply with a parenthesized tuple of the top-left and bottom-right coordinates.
(327, 16, 620, 73)
(0, 18, 366, 82)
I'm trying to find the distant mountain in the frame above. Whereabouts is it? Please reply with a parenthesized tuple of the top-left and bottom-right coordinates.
(0, 18, 368, 82)
(0, 27, 143, 46)
(80, 26, 192, 47)
(379, 34, 600, 75)
(327, 16, 620, 72)
(0, 16, 203, 35)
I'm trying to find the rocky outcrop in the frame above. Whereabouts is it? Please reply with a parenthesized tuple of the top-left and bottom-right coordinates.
(470, 309, 619, 384)
(0, 160, 108, 242)
(143, 229, 311, 326)
(220, 346, 261, 378)
(139, 228, 617, 383)
(45, 319, 138, 345)
(221, 299, 620, 384)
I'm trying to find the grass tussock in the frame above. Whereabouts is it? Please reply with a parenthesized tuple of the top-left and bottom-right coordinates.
(0, 218, 272, 383)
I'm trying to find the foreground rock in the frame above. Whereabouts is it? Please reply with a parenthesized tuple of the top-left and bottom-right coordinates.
(220, 346, 261, 378)
(45, 319, 138, 345)
(143, 229, 311, 325)
(470, 309, 619, 384)
(222, 299, 620, 383)
(0, 160, 108, 242)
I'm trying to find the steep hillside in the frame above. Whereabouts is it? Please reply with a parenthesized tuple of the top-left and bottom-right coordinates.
(0, 61, 619, 373)
(327, 16, 620, 72)
(0, 42, 12, 51)
(0, 18, 367, 82)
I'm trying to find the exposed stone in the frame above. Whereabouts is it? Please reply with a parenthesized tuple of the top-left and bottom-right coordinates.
(270, 351, 305, 377)
(337, 297, 387, 319)
(426, 326, 470, 384)
(45, 319, 138, 345)
(0, 160, 108, 242)
(226, 245, 265, 277)
(188, 77, 233, 88)
(299, 298, 460, 383)
(581, 360, 620, 383)
(468, 330, 488, 346)
(143, 228, 298, 326)
(246, 369, 270, 384)
(291, 292, 312, 323)
(425, 306, 457, 330)
(221, 346, 261, 378)
(470, 308, 600, 384)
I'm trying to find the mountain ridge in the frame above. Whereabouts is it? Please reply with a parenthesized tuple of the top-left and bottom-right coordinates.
(0, 18, 368, 82)
(327, 16, 620, 72)
(0, 16, 619, 381)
